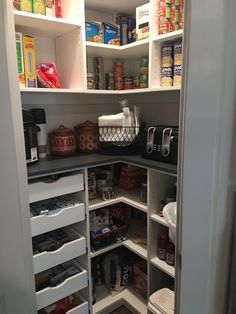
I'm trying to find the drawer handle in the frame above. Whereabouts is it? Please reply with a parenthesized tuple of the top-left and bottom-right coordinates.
(42, 175, 60, 184)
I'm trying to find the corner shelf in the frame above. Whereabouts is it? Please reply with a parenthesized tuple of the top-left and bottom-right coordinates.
(86, 39, 149, 59)
(14, 10, 82, 37)
(93, 284, 147, 314)
(150, 257, 175, 279)
(89, 188, 147, 213)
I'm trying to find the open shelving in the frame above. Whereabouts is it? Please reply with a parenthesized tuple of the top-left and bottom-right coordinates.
(151, 257, 175, 279)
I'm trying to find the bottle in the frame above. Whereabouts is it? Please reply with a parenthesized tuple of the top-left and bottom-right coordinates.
(158, 232, 168, 260)
(166, 239, 175, 266)
(30, 108, 47, 159)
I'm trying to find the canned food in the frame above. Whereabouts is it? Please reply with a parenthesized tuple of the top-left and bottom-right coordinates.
(115, 76, 124, 90)
(133, 76, 140, 89)
(140, 56, 149, 75)
(106, 72, 115, 90)
(87, 73, 95, 90)
(140, 75, 148, 88)
(114, 60, 124, 77)
(124, 76, 133, 90)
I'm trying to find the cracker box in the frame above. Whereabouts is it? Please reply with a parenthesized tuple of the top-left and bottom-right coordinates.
(15, 32, 25, 88)
(22, 36, 37, 88)
(20, 0, 33, 13)
(136, 3, 150, 40)
(85, 20, 102, 43)
(32, 0, 45, 15)
(102, 22, 120, 45)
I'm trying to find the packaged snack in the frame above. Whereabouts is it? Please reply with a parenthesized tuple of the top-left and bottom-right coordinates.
(37, 63, 61, 88)
(161, 66, 173, 87)
(20, 0, 32, 12)
(158, 0, 171, 35)
(15, 32, 25, 88)
(55, 0, 62, 18)
(102, 22, 120, 45)
(32, 0, 45, 15)
(22, 35, 37, 88)
(13, 0, 20, 10)
(136, 3, 150, 40)
(45, 0, 54, 16)
(85, 20, 102, 43)
(133, 260, 147, 295)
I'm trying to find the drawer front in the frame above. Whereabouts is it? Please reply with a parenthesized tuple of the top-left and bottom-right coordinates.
(33, 235, 86, 274)
(36, 264, 88, 310)
(67, 293, 89, 314)
(31, 203, 85, 237)
(29, 172, 84, 203)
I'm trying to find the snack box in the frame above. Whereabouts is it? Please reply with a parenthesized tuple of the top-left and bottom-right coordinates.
(22, 35, 37, 88)
(102, 22, 120, 46)
(45, 0, 54, 16)
(85, 20, 102, 43)
(32, 0, 45, 15)
(20, 0, 33, 12)
(15, 32, 25, 88)
(13, 0, 20, 10)
(136, 3, 150, 40)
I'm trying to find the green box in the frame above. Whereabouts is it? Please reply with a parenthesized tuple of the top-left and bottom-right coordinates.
(20, 0, 32, 13)
(32, 0, 45, 15)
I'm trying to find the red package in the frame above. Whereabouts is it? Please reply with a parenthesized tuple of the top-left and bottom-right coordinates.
(179, 0, 184, 29)
(158, 0, 171, 35)
(55, 0, 62, 18)
(37, 63, 61, 89)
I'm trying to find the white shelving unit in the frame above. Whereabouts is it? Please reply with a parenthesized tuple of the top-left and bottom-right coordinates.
(12, 0, 182, 312)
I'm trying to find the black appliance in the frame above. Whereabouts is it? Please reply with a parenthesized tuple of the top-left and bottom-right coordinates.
(141, 126, 179, 164)
(22, 109, 38, 164)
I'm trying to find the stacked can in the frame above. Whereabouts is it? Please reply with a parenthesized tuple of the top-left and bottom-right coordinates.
(173, 41, 182, 86)
(161, 44, 173, 87)
(114, 60, 124, 90)
(105, 73, 115, 90)
(124, 77, 133, 90)
(87, 73, 95, 90)
(179, 0, 184, 29)
(158, 0, 171, 35)
(171, 0, 179, 32)
(140, 56, 148, 88)
(94, 57, 105, 90)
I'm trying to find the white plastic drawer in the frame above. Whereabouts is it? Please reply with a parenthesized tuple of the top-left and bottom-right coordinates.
(33, 228, 86, 274)
(29, 172, 84, 203)
(31, 203, 85, 237)
(36, 261, 88, 310)
(67, 293, 89, 314)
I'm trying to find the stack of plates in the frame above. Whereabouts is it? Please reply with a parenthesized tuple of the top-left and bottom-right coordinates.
(148, 288, 174, 314)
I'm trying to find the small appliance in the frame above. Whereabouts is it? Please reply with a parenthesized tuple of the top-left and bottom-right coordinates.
(22, 109, 38, 164)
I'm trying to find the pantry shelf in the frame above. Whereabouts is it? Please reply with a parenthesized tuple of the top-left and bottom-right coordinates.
(86, 39, 149, 59)
(90, 241, 124, 258)
(89, 188, 147, 213)
(93, 284, 147, 314)
(150, 214, 168, 227)
(13, 10, 82, 37)
(152, 29, 183, 43)
(150, 257, 175, 278)
(85, 0, 146, 14)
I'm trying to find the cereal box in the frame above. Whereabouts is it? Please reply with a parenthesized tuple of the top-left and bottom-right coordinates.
(85, 20, 102, 43)
(102, 22, 120, 45)
(22, 36, 37, 88)
(15, 32, 25, 88)
(20, 0, 32, 13)
(136, 3, 150, 40)
(32, 0, 45, 15)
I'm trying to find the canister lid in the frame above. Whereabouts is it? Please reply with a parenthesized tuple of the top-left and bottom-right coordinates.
(30, 108, 46, 124)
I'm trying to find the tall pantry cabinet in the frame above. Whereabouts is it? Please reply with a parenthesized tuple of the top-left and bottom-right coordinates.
(1, 1, 236, 314)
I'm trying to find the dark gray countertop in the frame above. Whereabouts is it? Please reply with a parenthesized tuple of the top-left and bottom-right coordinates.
(27, 154, 177, 178)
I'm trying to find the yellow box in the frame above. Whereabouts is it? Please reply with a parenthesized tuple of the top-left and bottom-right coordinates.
(22, 35, 37, 88)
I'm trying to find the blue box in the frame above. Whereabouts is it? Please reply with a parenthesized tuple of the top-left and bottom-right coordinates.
(102, 22, 120, 45)
(85, 20, 101, 42)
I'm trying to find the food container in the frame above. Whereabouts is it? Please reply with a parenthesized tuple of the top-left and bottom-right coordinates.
(50, 125, 76, 156)
(87, 73, 95, 90)
(75, 120, 100, 153)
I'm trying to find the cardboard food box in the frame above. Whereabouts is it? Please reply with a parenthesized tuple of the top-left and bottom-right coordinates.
(15, 32, 25, 88)
(13, 0, 20, 10)
(136, 3, 150, 40)
(85, 20, 102, 43)
(20, 0, 33, 13)
(45, 0, 54, 16)
(22, 35, 37, 88)
(102, 22, 120, 45)
(32, 0, 45, 15)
